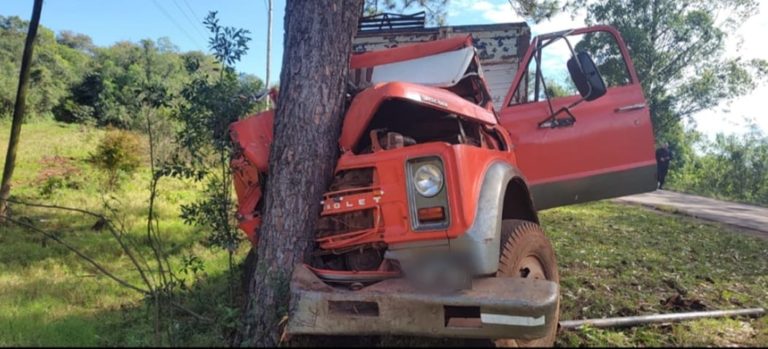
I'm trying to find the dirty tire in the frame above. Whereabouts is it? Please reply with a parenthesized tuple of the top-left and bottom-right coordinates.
(241, 247, 258, 294)
(494, 219, 559, 348)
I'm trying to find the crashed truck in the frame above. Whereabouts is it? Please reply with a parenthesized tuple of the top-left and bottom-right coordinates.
(229, 20, 656, 345)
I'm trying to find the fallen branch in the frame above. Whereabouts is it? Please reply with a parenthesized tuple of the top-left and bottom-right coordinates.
(559, 308, 766, 330)
(6, 197, 106, 218)
(171, 301, 213, 323)
(2, 214, 150, 295)
(5, 197, 155, 293)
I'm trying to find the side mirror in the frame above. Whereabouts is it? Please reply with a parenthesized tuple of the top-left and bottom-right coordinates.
(568, 51, 606, 101)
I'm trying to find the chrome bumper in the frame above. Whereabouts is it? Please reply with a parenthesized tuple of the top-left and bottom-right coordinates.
(287, 264, 559, 339)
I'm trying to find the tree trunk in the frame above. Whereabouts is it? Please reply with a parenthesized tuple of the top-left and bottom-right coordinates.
(241, 0, 363, 346)
(0, 0, 43, 222)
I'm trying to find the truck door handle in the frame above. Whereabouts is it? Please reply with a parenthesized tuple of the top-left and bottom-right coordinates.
(614, 103, 646, 113)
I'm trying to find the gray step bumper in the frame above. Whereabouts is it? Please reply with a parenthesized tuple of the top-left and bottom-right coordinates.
(287, 264, 559, 339)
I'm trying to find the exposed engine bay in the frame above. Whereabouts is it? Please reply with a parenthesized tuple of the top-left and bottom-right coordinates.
(353, 99, 505, 154)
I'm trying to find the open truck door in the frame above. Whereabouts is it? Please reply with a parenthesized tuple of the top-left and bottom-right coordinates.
(499, 25, 657, 210)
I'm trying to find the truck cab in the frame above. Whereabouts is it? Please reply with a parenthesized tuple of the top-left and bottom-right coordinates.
(229, 24, 655, 345)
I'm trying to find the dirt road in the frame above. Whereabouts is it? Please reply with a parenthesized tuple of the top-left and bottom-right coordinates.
(615, 190, 768, 237)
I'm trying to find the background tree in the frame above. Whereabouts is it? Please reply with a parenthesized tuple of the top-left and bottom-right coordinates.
(576, 0, 767, 148)
(670, 122, 768, 205)
(171, 11, 260, 302)
(364, 0, 563, 25)
(364, 0, 449, 24)
(56, 30, 95, 53)
(0, 0, 43, 222)
(51, 37, 222, 128)
(0, 16, 89, 120)
(508, 0, 561, 21)
(0, 16, 226, 130)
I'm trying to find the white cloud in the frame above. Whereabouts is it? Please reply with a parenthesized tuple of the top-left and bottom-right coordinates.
(449, 0, 526, 23)
(450, 0, 586, 30)
(693, 84, 768, 137)
(471, 1, 495, 12)
(529, 10, 587, 35)
(446, 0, 469, 17)
(728, 1, 768, 60)
(481, 3, 527, 23)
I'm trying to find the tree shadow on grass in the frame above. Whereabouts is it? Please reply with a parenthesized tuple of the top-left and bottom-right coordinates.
(0, 265, 241, 346)
(0, 201, 200, 269)
(0, 310, 107, 346)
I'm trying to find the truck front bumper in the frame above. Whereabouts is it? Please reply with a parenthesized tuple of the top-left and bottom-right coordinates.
(286, 264, 559, 339)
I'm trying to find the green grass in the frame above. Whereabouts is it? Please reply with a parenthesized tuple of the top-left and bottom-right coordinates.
(545, 202, 768, 347)
(0, 120, 245, 346)
(1, 120, 767, 346)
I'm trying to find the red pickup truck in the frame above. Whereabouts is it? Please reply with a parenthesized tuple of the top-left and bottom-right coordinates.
(230, 25, 656, 346)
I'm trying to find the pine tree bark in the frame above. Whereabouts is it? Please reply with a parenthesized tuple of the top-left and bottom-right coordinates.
(0, 0, 43, 222)
(241, 0, 363, 346)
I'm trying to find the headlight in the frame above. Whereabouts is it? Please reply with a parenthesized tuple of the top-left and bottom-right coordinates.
(413, 164, 443, 197)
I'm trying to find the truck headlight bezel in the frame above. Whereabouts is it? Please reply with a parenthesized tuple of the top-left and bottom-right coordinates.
(406, 156, 450, 231)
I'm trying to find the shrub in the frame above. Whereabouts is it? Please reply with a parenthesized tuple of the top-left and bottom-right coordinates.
(35, 155, 83, 197)
(52, 98, 95, 124)
(89, 130, 142, 189)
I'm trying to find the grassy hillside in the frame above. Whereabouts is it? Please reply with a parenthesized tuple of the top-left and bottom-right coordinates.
(0, 121, 766, 346)
(0, 120, 243, 346)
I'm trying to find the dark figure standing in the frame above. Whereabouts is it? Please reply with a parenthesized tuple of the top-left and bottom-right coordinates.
(655, 143, 672, 190)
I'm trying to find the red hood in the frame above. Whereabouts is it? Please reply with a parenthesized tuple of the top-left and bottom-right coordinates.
(339, 81, 497, 152)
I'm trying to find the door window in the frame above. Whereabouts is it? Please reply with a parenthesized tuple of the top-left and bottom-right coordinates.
(509, 31, 632, 106)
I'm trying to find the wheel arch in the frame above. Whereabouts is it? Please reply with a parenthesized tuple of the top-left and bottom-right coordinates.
(501, 176, 539, 224)
(449, 161, 539, 275)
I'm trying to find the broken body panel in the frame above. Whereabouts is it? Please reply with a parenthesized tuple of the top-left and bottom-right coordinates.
(229, 24, 655, 340)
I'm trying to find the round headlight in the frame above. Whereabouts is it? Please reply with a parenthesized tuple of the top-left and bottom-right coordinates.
(413, 164, 443, 197)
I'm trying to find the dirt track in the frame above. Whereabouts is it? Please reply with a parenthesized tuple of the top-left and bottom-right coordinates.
(614, 190, 768, 239)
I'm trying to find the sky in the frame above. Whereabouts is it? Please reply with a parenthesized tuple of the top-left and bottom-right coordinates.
(2, 0, 767, 136)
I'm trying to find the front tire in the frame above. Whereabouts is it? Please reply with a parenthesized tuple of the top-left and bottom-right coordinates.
(494, 219, 560, 348)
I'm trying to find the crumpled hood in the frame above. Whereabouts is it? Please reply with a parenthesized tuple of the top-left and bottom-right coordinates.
(338, 81, 498, 152)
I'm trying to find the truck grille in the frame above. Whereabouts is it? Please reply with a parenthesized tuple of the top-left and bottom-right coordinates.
(317, 168, 376, 240)
(317, 209, 375, 238)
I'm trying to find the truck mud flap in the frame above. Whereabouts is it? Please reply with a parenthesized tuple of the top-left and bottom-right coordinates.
(287, 264, 559, 339)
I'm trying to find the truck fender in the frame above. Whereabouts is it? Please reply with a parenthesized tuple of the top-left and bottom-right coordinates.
(453, 161, 538, 275)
